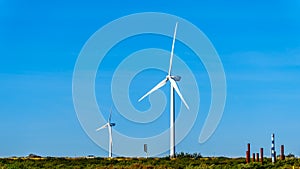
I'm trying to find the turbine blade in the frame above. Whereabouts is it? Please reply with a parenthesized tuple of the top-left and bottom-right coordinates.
(108, 107, 112, 123)
(169, 78, 189, 110)
(138, 78, 168, 102)
(168, 22, 178, 76)
(96, 123, 109, 131)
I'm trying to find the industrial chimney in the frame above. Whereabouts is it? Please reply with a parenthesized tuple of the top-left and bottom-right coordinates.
(246, 143, 250, 163)
(260, 148, 264, 164)
(280, 145, 285, 160)
(271, 133, 276, 163)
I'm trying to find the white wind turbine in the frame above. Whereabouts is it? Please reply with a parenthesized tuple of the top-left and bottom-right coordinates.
(138, 22, 189, 158)
(96, 108, 116, 158)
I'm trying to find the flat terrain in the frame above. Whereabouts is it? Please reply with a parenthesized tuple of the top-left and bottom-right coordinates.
(1, 156, 300, 169)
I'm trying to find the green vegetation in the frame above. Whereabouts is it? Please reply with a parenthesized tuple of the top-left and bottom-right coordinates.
(1, 154, 300, 169)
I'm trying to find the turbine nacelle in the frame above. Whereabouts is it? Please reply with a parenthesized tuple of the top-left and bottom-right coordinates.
(170, 75, 181, 81)
(110, 123, 116, 127)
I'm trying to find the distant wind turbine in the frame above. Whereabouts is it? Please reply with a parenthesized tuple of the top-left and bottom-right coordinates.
(96, 107, 116, 158)
(138, 22, 189, 158)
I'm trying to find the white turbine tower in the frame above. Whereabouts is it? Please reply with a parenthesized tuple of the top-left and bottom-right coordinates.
(96, 108, 116, 158)
(138, 22, 189, 158)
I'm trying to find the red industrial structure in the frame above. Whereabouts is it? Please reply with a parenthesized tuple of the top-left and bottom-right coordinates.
(246, 143, 250, 163)
(260, 148, 264, 164)
(280, 145, 285, 160)
(252, 153, 255, 162)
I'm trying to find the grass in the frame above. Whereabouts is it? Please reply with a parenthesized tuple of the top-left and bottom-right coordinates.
(0, 156, 299, 169)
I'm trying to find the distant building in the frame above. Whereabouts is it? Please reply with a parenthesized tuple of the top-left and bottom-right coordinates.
(86, 155, 95, 159)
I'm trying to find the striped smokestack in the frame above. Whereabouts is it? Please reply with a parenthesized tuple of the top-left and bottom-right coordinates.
(271, 133, 276, 163)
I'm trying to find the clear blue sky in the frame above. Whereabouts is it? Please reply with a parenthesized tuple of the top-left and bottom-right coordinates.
(0, 0, 300, 157)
